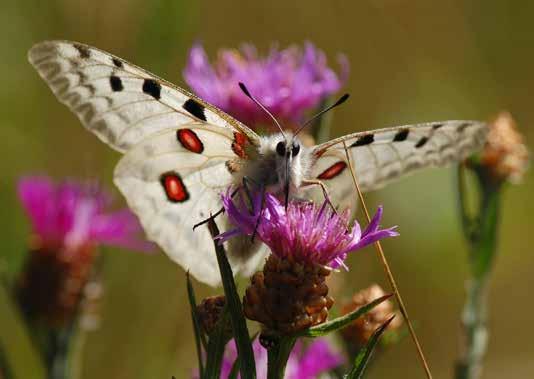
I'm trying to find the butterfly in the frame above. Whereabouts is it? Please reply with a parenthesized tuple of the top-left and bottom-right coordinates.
(28, 41, 488, 286)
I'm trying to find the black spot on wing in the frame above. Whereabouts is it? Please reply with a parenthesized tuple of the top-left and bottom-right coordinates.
(183, 99, 207, 121)
(393, 129, 409, 142)
(109, 75, 123, 92)
(350, 134, 374, 147)
(415, 136, 429, 148)
(112, 58, 123, 68)
(142, 79, 161, 99)
(432, 123, 443, 130)
(74, 44, 90, 59)
(457, 122, 471, 133)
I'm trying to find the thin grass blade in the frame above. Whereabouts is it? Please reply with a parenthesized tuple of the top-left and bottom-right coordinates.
(207, 218, 256, 379)
(345, 315, 396, 379)
(187, 272, 207, 377)
(299, 294, 393, 337)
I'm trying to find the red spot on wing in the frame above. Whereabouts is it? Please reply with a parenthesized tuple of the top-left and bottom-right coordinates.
(317, 161, 347, 180)
(160, 173, 189, 203)
(177, 129, 204, 154)
(232, 132, 248, 158)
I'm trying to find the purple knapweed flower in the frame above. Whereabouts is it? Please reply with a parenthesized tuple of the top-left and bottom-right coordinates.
(218, 338, 344, 379)
(16, 176, 154, 325)
(216, 189, 398, 269)
(17, 176, 153, 254)
(184, 42, 348, 129)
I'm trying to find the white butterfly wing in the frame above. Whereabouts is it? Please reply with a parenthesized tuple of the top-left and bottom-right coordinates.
(28, 40, 265, 286)
(309, 120, 487, 204)
(114, 125, 263, 286)
(28, 40, 259, 153)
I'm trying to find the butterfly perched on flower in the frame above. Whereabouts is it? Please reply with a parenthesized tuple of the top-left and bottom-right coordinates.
(28, 41, 487, 286)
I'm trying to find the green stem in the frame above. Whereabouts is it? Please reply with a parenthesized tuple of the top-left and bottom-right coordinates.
(47, 327, 74, 379)
(66, 326, 88, 379)
(455, 165, 502, 379)
(456, 276, 490, 379)
(266, 337, 296, 379)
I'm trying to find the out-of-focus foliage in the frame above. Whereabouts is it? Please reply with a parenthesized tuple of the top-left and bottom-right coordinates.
(1, 1, 533, 378)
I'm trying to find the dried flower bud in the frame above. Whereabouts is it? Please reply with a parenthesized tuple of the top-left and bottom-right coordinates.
(243, 255, 334, 335)
(196, 295, 230, 336)
(16, 244, 96, 327)
(341, 284, 401, 348)
(478, 112, 529, 184)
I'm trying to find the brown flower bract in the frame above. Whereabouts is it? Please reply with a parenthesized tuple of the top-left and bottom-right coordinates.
(243, 254, 334, 335)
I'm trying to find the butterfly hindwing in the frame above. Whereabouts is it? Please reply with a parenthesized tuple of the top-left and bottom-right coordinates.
(311, 120, 487, 197)
(113, 125, 264, 286)
(28, 40, 259, 153)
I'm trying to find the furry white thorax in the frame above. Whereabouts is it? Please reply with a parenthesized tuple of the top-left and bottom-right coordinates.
(241, 132, 313, 195)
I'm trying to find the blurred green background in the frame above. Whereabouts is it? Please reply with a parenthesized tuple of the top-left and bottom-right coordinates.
(1, 0, 533, 378)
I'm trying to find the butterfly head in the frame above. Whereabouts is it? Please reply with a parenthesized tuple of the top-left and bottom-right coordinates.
(254, 132, 309, 201)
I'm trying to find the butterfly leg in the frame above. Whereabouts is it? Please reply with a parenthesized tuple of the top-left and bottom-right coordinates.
(241, 176, 266, 242)
(301, 179, 339, 215)
(192, 187, 239, 230)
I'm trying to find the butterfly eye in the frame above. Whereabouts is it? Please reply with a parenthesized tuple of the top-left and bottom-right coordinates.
(276, 141, 286, 156)
(291, 142, 300, 157)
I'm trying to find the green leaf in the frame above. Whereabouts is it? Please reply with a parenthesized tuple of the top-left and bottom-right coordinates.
(204, 308, 230, 379)
(0, 283, 46, 379)
(228, 357, 240, 379)
(228, 332, 259, 379)
(298, 294, 393, 337)
(186, 272, 206, 378)
(345, 315, 396, 379)
(207, 219, 256, 379)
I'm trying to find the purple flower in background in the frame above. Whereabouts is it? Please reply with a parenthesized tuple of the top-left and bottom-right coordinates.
(184, 42, 348, 129)
(16, 176, 154, 325)
(216, 189, 398, 269)
(219, 338, 343, 379)
(17, 176, 153, 254)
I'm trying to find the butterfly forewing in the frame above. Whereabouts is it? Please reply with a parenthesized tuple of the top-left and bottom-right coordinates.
(28, 40, 259, 152)
(311, 120, 487, 192)
(28, 40, 267, 286)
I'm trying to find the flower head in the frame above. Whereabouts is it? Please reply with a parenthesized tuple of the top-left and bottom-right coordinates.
(184, 43, 348, 129)
(16, 176, 153, 325)
(218, 338, 343, 379)
(477, 111, 529, 184)
(17, 176, 152, 253)
(217, 189, 398, 269)
(341, 284, 402, 353)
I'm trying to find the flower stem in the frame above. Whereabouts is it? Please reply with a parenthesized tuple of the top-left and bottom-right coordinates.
(266, 337, 296, 379)
(455, 165, 501, 379)
(456, 276, 489, 379)
(342, 142, 433, 379)
(47, 327, 73, 379)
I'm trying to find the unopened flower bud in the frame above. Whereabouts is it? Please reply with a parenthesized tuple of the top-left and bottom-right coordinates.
(477, 111, 529, 184)
(196, 295, 231, 336)
(341, 284, 401, 349)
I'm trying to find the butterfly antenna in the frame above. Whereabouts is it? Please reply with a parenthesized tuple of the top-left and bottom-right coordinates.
(293, 93, 350, 138)
(239, 82, 286, 139)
